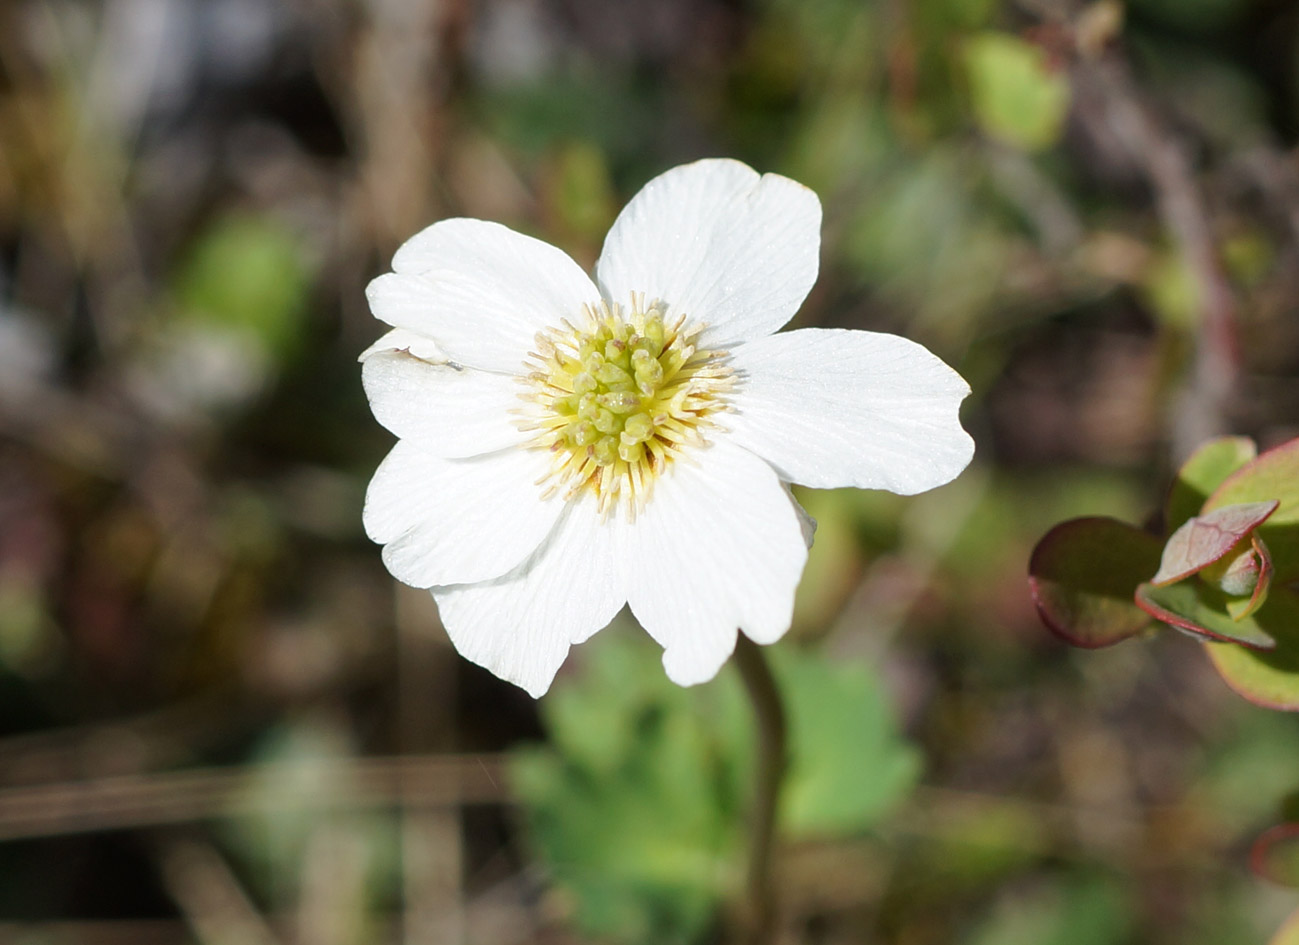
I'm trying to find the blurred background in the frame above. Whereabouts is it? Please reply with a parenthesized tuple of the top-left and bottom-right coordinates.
(3, 0, 1299, 942)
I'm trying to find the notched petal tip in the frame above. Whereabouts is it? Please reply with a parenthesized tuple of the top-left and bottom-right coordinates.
(727, 328, 976, 495)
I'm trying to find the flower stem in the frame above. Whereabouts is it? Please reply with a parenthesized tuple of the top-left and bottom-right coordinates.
(732, 634, 788, 945)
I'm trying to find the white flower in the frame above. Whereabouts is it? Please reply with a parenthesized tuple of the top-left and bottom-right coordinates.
(361, 158, 974, 697)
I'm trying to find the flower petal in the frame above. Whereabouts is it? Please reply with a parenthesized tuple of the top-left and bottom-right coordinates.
(594, 159, 821, 348)
(624, 437, 808, 686)
(366, 219, 600, 373)
(359, 327, 445, 362)
(433, 495, 623, 698)
(364, 440, 563, 586)
(362, 350, 526, 457)
(727, 328, 974, 494)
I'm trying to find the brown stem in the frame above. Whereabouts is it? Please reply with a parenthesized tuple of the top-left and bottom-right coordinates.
(1073, 46, 1240, 459)
(732, 635, 788, 945)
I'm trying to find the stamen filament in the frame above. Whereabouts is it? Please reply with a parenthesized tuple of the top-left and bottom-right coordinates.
(516, 296, 734, 516)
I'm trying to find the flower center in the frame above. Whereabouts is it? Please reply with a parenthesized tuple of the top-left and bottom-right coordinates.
(517, 294, 733, 516)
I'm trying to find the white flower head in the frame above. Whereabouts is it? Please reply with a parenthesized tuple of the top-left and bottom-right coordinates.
(361, 158, 974, 697)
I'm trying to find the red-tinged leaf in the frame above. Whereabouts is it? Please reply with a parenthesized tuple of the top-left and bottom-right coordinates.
(1225, 533, 1273, 621)
(1252, 823, 1299, 888)
(1135, 580, 1276, 649)
(1204, 438, 1299, 581)
(1151, 500, 1279, 585)
(1166, 436, 1257, 532)
(1028, 518, 1162, 648)
(1205, 587, 1299, 711)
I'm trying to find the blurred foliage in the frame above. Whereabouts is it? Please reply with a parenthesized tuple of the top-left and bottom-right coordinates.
(4, 0, 1299, 940)
(511, 628, 917, 942)
(964, 32, 1072, 152)
(964, 873, 1133, 945)
(172, 213, 311, 364)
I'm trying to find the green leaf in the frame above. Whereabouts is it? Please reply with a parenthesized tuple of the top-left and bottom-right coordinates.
(1252, 824, 1299, 888)
(963, 32, 1071, 151)
(1140, 249, 1200, 328)
(510, 642, 741, 944)
(1134, 580, 1275, 649)
(1166, 436, 1257, 532)
(1152, 501, 1278, 585)
(174, 213, 310, 361)
(1204, 438, 1299, 581)
(1272, 907, 1299, 945)
(1028, 518, 1162, 647)
(1223, 534, 1274, 622)
(778, 652, 920, 836)
(1205, 588, 1299, 711)
(509, 630, 919, 942)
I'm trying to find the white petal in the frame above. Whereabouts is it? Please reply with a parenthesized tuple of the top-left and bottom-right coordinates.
(624, 437, 808, 686)
(362, 350, 526, 457)
(359, 328, 445, 362)
(727, 328, 974, 494)
(366, 219, 600, 373)
(363, 440, 564, 586)
(594, 159, 821, 348)
(433, 495, 623, 698)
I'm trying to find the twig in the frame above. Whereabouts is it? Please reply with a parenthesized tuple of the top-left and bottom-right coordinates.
(0, 754, 508, 842)
(158, 839, 283, 945)
(1074, 48, 1240, 459)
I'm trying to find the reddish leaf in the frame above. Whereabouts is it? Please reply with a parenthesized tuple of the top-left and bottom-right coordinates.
(1205, 587, 1299, 711)
(1151, 500, 1278, 585)
(1252, 823, 1299, 888)
(1029, 518, 1161, 648)
(1204, 438, 1299, 581)
(1224, 533, 1274, 621)
(1135, 580, 1276, 649)
(1166, 436, 1257, 533)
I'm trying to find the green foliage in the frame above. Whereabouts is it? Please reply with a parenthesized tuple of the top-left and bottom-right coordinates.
(963, 32, 1070, 152)
(544, 141, 618, 245)
(840, 146, 1011, 340)
(965, 873, 1133, 945)
(220, 719, 401, 909)
(1206, 591, 1299, 710)
(1136, 579, 1276, 649)
(510, 628, 918, 943)
(1141, 250, 1201, 328)
(788, 488, 865, 633)
(1166, 437, 1257, 532)
(1028, 518, 1161, 648)
(912, 800, 1049, 889)
(1127, 0, 1256, 34)
(173, 213, 311, 362)
(1253, 825, 1299, 888)
(781, 651, 922, 836)
(480, 71, 648, 165)
(1273, 910, 1299, 945)
(1204, 440, 1299, 583)
(1029, 436, 1299, 710)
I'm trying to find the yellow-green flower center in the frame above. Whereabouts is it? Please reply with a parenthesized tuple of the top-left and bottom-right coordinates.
(518, 295, 733, 516)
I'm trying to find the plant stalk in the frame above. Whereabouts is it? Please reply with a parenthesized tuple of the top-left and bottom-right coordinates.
(732, 634, 788, 945)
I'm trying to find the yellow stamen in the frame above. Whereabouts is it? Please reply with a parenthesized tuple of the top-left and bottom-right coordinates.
(516, 295, 733, 517)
